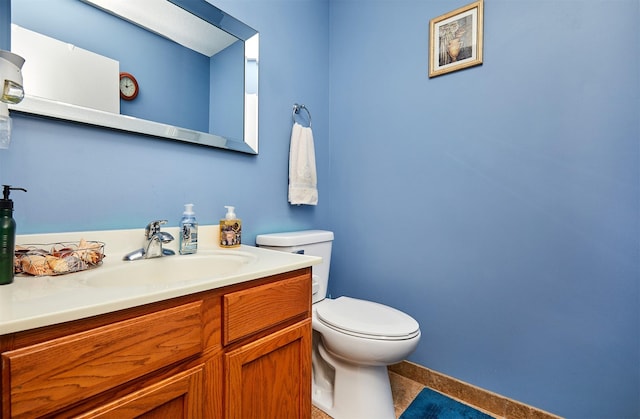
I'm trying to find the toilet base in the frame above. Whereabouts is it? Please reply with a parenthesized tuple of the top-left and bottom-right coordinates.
(312, 342, 395, 419)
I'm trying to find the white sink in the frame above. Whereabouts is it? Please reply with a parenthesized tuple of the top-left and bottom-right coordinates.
(5, 227, 322, 335)
(80, 250, 258, 287)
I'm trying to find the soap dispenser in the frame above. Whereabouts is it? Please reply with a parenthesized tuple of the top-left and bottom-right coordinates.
(219, 206, 241, 248)
(179, 203, 198, 255)
(0, 185, 27, 285)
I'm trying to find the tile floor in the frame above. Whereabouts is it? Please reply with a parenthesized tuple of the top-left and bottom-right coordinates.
(310, 370, 497, 419)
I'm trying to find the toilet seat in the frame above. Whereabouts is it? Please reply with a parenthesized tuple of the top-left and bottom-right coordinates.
(316, 297, 420, 340)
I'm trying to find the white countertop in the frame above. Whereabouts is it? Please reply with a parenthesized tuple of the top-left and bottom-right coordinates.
(0, 226, 321, 335)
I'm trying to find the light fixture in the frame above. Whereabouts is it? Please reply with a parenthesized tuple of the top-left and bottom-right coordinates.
(0, 50, 25, 149)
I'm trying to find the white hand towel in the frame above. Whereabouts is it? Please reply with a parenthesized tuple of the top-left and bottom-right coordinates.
(288, 122, 318, 205)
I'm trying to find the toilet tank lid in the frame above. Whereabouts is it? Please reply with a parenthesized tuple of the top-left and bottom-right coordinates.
(256, 230, 334, 247)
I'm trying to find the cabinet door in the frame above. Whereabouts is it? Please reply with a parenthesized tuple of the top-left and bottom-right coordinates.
(225, 320, 311, 419)
(73, 365, 204, 419)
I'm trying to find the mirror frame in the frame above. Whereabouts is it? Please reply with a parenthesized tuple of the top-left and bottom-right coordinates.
(5, 0, 259, 154)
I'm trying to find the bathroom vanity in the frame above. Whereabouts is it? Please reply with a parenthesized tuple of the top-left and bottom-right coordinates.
(0, 227, 319, 418)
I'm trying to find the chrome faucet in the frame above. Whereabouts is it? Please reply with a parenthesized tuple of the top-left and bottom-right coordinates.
(145, 220, 176, 258)
(123, 220, 176, 261)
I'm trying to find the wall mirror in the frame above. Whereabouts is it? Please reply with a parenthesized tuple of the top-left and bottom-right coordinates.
(5, 0, 259, 154)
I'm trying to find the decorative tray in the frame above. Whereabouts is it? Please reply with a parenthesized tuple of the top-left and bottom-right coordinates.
(14, 240, 105, 276)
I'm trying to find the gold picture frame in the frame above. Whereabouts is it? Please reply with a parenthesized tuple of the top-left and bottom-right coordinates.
(429, 0, 484, 78)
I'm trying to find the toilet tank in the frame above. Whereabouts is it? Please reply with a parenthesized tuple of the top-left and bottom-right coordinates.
(256, 230, 334, 304)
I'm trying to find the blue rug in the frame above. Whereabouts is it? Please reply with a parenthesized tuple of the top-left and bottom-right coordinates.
(400, 388, 493, 419)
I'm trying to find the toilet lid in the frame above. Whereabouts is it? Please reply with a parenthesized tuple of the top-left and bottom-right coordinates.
(316, 297, 420, 339)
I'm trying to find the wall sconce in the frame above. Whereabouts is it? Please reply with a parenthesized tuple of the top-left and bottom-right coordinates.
(0, 50, 25, 149)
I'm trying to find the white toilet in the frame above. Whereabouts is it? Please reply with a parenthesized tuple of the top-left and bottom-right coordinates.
(256, 230, 421, 419)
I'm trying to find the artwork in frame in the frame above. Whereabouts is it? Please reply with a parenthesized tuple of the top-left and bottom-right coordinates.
(429, 0, 484, 78)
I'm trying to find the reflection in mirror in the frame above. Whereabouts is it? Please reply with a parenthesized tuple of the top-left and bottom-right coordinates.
(6, 0, 259, 153)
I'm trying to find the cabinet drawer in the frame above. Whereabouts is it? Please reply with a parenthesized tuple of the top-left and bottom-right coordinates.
(75, 365, 204, 418)
(223, 273, 310, 345)
(3, 301, 203, 418)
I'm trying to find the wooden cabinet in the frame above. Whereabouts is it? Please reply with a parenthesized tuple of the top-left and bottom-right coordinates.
(225, 320, 311, 419)
(223, 275, 312, 419)
(0, 268, 312, 419)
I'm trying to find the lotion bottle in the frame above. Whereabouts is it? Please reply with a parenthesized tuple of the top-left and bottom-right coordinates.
(219, 206, 241, 248)
(179, 203, 198, 255)
(0, 185, 27, 285)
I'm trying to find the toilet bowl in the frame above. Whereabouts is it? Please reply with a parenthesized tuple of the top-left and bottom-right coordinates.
(256, 230, 421, 419)
(312, 297, 420, 418)
(314, 297, 420, 366)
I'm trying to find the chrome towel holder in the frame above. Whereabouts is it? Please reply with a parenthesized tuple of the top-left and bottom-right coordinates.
(292, 103, 312, 127)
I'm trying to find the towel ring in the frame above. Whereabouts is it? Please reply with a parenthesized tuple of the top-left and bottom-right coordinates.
(292, 103, 312, 128)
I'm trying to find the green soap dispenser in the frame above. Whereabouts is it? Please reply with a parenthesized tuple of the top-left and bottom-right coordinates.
(0, 185, 27, 285)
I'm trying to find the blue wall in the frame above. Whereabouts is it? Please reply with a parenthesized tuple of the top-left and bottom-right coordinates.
(1, 0, 638, 418)
(327, 0, 639, 418)
(210, 40, 244, 139)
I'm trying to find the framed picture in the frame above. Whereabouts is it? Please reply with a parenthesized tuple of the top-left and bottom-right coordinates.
(429, 0, 483, 78)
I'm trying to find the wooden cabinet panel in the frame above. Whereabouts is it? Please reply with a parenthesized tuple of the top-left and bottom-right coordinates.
(74, 365, 204, 419)
(3, 302, 203, 418)
(225, 319, 312, 419)
(223, 273, 310, 344)
(0, 267, 313, 419)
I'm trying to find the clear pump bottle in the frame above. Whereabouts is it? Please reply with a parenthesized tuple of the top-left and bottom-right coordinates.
(179, 203, 198, 255)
